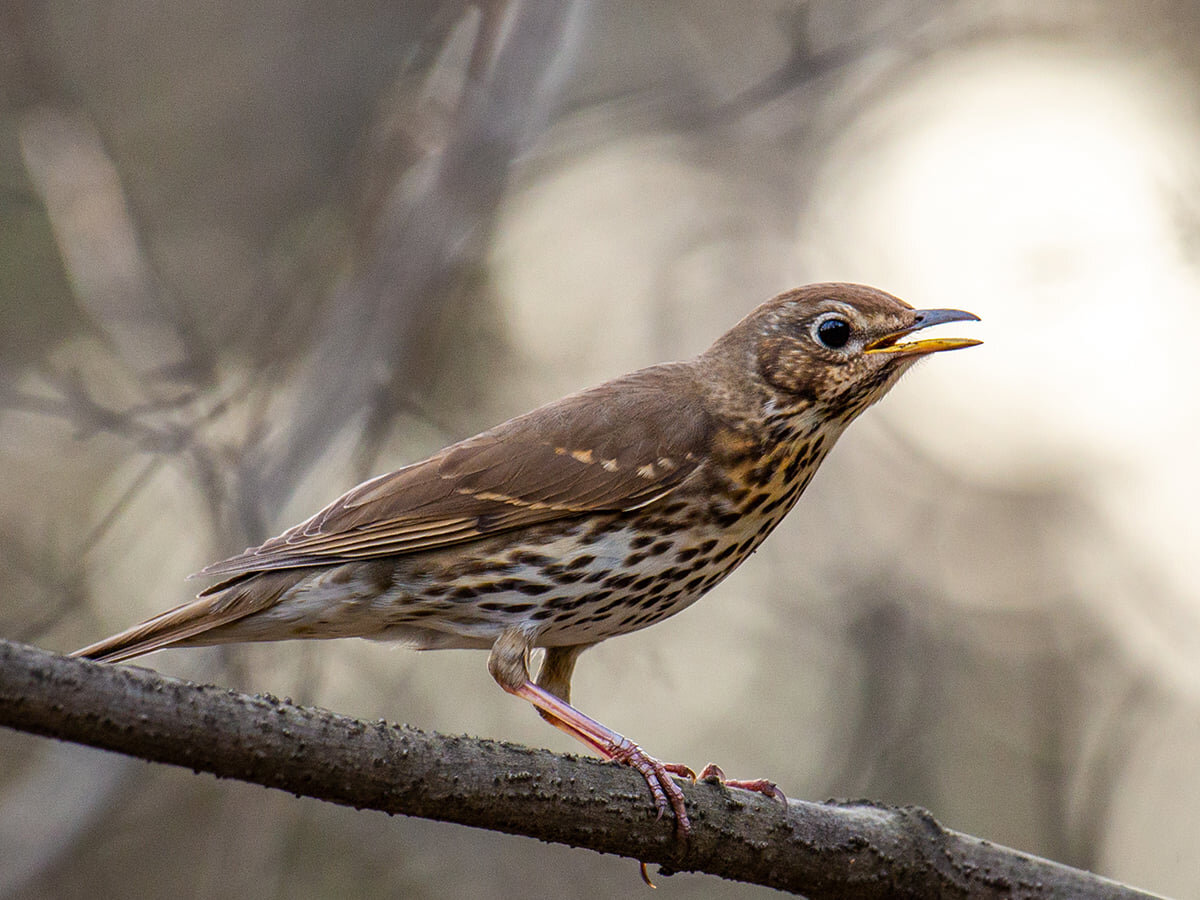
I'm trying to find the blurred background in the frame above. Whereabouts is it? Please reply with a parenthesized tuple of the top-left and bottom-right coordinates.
(2, 1, 1199, 897)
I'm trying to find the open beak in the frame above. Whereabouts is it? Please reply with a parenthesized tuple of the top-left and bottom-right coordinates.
(864, 308, 982, 356)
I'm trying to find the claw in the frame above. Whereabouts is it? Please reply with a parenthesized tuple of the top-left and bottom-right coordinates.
(639, 861, 657, 888)
(726, 778, 787, 807)
(610, 737, 691, 837)
(663, 761, 697, 782)
(698, 763, 788, 808)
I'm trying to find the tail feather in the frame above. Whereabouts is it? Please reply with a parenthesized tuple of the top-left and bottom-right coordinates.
(72, 572, 296, 663)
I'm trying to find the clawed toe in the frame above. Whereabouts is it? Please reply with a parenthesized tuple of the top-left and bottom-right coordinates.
(698, 762, 726, 783)
(726, 777, 787, 807)
(609, 740, 692, 837)
(698, 763, 788, 808)
(662, 761, 697, 781)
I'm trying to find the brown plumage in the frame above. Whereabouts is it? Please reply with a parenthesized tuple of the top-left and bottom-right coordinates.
(74, 282, 980, 836)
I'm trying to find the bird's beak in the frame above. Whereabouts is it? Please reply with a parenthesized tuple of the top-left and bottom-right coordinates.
(864, 308, 982, 356)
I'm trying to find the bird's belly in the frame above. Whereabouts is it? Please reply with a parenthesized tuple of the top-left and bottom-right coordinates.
(298, 510, 772, 649)
(415, 506, 788, 645)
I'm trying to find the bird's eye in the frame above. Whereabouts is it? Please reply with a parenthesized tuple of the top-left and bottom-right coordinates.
(815, 317, 851, 349)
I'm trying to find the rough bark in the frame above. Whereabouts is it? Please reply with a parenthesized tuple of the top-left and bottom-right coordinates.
(0, 639, 1163, 898)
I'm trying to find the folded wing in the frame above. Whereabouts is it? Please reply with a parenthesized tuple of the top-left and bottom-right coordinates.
(197, 363, 714, 583)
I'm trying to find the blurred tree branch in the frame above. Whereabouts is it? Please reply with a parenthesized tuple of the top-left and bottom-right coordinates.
(0, 639, 1159, 899)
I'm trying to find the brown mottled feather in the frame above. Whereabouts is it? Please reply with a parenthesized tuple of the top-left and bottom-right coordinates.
(195, 363, 714, 584)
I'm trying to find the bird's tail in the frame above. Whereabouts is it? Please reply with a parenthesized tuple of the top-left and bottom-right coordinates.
(72, 572, 294, 663)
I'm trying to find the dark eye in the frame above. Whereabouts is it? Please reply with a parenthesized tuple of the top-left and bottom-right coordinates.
(816, 317, 851, 349)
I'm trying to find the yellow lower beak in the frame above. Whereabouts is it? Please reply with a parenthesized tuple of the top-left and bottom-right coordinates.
(865, 336, 983, 355)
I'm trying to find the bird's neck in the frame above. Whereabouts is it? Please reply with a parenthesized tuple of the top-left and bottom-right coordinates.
(705, 404, 842, 506)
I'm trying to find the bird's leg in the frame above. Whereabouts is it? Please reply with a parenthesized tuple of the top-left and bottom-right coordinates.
(488, 630, 694, 837)
(540, 646, 784, 810)
(533, 644, 691, 786)
(533, 643, 590, 713)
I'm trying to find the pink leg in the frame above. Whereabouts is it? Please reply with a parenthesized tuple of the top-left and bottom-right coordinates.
(488, 631, 694, 837)
(507, 679, 695, 837)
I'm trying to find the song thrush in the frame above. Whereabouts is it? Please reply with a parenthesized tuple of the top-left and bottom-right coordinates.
(75, 282, 979, 836)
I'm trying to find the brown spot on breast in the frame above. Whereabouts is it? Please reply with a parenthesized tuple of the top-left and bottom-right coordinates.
(479, 601, 535, 613)
(604, 572, 637, 590)
(712, 544, 738, 565)
(745, 461, 775, 487)
(739, 492, 769, 515)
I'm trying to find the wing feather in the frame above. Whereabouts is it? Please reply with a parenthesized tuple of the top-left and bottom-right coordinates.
(196, 363, 713, 581)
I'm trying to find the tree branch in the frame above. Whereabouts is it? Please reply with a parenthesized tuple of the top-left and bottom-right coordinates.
(0, 639, 1161, 898)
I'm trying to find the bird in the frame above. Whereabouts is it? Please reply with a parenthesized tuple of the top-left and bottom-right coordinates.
(74, 282, 980, 837)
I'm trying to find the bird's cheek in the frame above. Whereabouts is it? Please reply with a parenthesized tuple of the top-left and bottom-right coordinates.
(760, 351, 821, 401)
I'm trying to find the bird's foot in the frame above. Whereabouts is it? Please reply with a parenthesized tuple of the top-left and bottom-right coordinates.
(608, 736, 695, 838)
(503, 672, 695, 838)
(698, 763, 788, 807)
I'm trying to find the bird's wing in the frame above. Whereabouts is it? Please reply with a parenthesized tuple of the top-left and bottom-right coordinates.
(196, 364, 714, 581)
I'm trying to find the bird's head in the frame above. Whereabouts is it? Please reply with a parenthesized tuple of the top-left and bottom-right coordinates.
(707, 282, 981, 426)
